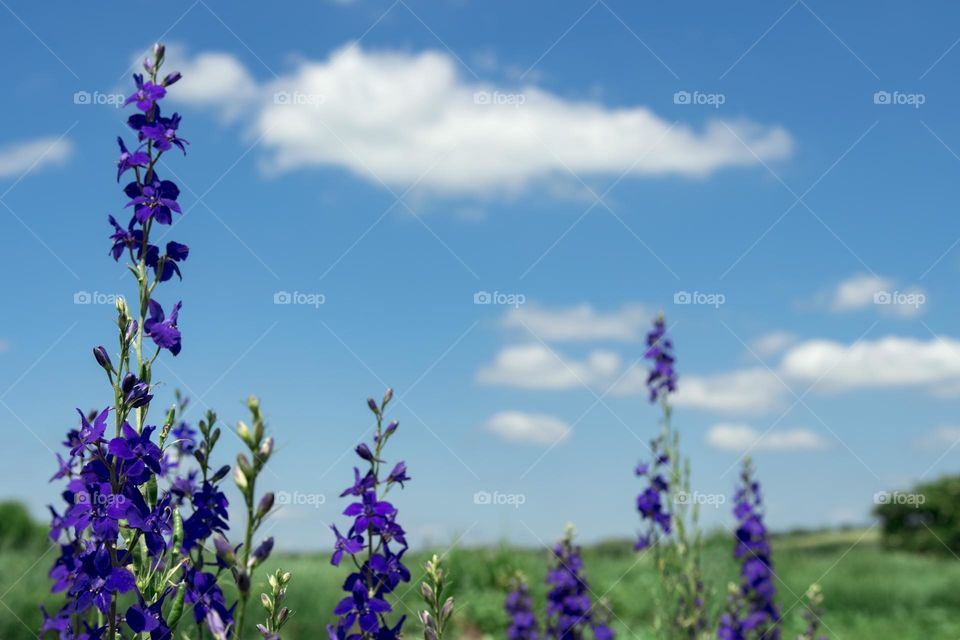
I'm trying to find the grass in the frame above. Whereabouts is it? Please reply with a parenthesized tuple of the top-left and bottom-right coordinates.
(7, 528, 959, 639)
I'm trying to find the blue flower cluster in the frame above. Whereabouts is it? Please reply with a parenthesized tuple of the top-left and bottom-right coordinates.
(328, 390, 411, 639)
(42, 44, 236, 640)
(718, 460, 781, 640)
(545, 527, 614, 640)
(505, 573, 539, 640)
(635, 316, 677, 550)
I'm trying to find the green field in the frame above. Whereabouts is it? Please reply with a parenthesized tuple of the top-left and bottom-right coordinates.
(8, 528, 959, 639)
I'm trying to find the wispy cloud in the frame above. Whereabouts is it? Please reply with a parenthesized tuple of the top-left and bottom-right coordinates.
(484, 411, 571, 447)
(827, 273, 926, 318)
(170, 44, 793, 196)
(0, 137, 73, 178)
(706, 423, 828, 452)
(502, 302, 649, 342)
(477, 344, 621, 390)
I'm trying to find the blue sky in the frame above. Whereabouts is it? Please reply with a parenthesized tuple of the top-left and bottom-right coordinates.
(2, 0, 960, 550)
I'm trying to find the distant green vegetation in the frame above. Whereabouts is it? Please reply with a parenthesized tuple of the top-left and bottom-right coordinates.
(875, 474, 960, 555)
(5, 523, 959, 639)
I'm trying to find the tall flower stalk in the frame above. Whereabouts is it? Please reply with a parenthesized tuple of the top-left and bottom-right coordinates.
(635, 314, 707, 638)
(328, 389, 411, 639)
(42, 42, 285, 640)
(505, 572, 539, 640)
(418, 554, 454, 640)
(718, 459, 780, 640)
(544, 525, 614, 640)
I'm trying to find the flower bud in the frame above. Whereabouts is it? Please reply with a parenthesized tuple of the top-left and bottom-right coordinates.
(282, 572, 291, 583)
(257, 492, 275, 518)
(355, 443, 376, 462)
(211, 465, 231, 483)
(441, 596, 455, 621)
(237, 420, 253, 446)
(93, 346, 113, 372)
(233, 466, 248, 491)
(277, 607, 289, 625)
(124, 320, 138, 343)
(260, 593, 272, 610)
(163, 71, 182, 86)
(259, 436, 273, 460)
(236, 569, 250, 595)
(367, 397, 379, 414)
(213, 534, 235, 565)
(115, 296, 129, 321)
(420, 582, 435, 603)
(252, 537, 274, 564)
(382, 388, 393, 406)
(384, 420, 399, 438)
(153, 43, 166, 62)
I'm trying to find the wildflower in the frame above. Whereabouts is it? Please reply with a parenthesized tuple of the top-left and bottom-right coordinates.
(116, 137, 150, 182)
(125, 73, 166, 111)
(124, 173, 182, 224)
(718, 459, 781, 640)
(545, 525, 614, 639)
(644, 313, 677, 402)
(505, 573, 539, 640)
(329, 391, 410, 639)
(144, 299, 182, 355)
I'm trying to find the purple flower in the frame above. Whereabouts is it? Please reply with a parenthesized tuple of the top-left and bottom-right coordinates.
(116, 137, 150, 182)
(634, 436, 671, 550)
(124, 174, 181, 225)
(144, 299, 182, 356)
(136, 108, 189, 154)
(70, 408, 109, 458)
(718, 460, 781, 640)
(644, 314, 677, 402)
(125, 73, 166, 112)
(505, 574, 539, 640)
(329, 393, 410, 639)
(545, 527, 614, 639)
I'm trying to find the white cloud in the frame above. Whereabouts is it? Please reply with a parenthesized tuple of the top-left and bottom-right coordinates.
(706, 423, 827, 452)
(484, 411, 571, 446)
(162, 49, 258, 118)
(502, 303, 649, 342)
(171, 44, 792, 195)
(916, 425, 960, 449)
(0, 137, 72, 178)
(477, 344, 621, 390)
(749, 331, 799, 358)
(673, 368, 787, 414)
(780, 336, 960, 391)
(828, 273, 926, 318)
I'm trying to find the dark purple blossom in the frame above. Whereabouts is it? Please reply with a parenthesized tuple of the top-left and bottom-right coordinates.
(125, 73, 166, 112)
(116, 137, 150, 182)
(124, 174, 181, 225)
(718, 460, 781, 640)
(144, 299, 182, 355)
(505, 574, 539, 640)
(644, 314, 677, 403)
(545, 527, 614, 640)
